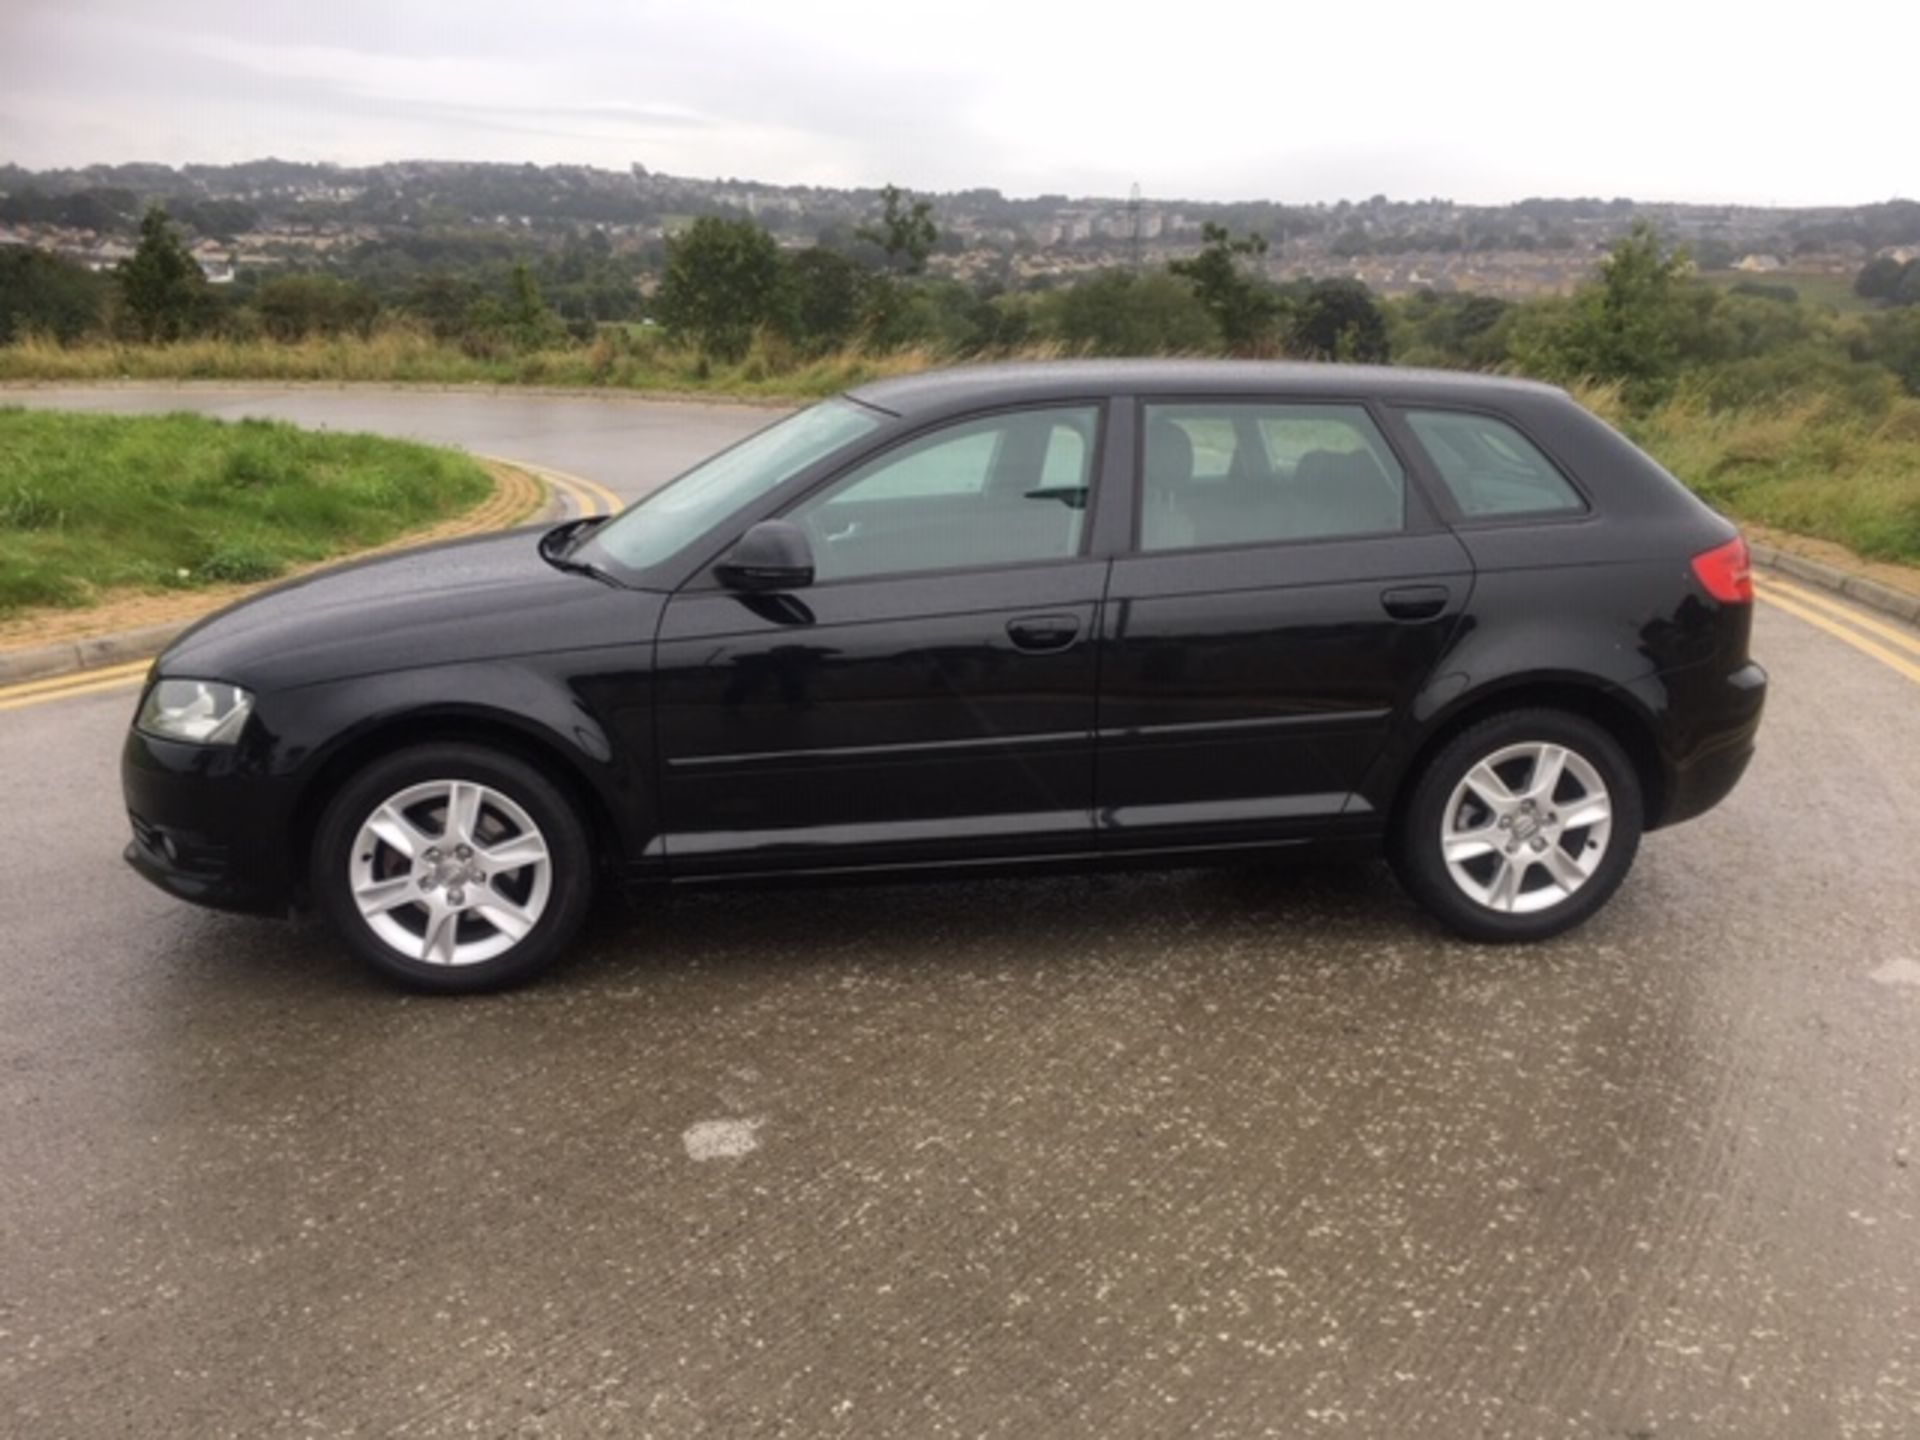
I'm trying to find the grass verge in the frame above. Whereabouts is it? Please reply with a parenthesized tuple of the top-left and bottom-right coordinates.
(0, 330, 939, 399)
(0, 408, 493, 617)
(1579, 384, 1920, 566)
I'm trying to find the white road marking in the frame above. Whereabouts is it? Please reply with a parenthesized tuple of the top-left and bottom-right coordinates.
(682, 1117, 765, 1161)
(1868, 958, 1920, 988)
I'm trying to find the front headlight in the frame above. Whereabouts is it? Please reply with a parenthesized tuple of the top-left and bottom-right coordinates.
(136, 679, 255, 745)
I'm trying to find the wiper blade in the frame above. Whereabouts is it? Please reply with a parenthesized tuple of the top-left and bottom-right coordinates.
(538, 520, 621, 585)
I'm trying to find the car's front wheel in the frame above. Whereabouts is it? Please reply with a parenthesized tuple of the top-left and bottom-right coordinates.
(1393, 708, 1643, 943)
(312, 743, 594, 991)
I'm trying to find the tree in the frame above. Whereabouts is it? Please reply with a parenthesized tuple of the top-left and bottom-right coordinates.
(1895, 261, 1920, 308)
(254, 274, 379, 341)
(780, 247, 865, 353)
(1168, 223, 1276, 353)
(1037, 270, 1216, 355)
(655, 216, 785, 360)
(857, 184, 938, 276)
(1855, 308, 1920, 396)
(117, 206, 206, 342)
(1286, 278, 1391, 363)
(1522, 221, 1697, 406)
(0, 247, 110, 343)
(505, 262, 563, 349)
(406, 273, 484, 340)
(1856, 255, 1907, 302)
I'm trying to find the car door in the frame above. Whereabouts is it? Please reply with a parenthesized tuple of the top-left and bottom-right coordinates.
(654, 402, 1110, 875)
(1096, 396, 1474, 851)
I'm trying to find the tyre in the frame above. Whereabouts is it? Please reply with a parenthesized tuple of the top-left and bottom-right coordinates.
(311, 743, 594, 992)
(1392, 708, 1643, 943)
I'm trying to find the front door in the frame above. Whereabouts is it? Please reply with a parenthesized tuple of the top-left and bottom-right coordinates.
(655, 403, 1109, 875)
(1097, 397, 1474, 851)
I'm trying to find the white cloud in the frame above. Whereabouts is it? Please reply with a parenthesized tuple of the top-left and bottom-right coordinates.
(0, 0, 1909, 205)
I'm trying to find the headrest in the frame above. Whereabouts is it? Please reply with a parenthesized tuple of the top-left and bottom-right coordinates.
(1144, 419, 1195, 488)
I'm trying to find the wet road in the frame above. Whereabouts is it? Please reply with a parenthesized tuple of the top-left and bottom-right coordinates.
(3, 381, 785, 504)
(3, 386, 1918, 1438)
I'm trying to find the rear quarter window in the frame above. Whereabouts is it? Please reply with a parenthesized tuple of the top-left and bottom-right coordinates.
(1404, 409, 1585, 520)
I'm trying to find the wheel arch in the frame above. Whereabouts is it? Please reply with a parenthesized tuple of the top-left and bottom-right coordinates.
(287, 706, 633, 905)
(1379, 675, 1669, 843)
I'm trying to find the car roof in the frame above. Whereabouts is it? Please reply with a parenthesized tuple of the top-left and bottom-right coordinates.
(847, 359, 1567, 417)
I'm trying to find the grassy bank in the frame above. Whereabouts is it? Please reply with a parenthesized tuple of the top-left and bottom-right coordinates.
(0, 408, 492, 616)
(1581, 385, 1920, 565)
(0, 330, 934, 399)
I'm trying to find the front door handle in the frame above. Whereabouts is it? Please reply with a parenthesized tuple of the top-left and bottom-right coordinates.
(1381, 585, 1450, 622)
(1007, 614, 1082, 652)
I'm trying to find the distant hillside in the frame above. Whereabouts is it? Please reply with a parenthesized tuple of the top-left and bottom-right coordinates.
(3, 158, 1917, 304)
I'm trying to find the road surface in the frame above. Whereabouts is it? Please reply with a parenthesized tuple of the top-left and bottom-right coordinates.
(2, 385, 1917, 1438)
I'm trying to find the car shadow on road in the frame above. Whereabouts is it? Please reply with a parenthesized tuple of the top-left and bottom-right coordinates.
(566, 858, 1436, 984)
(145, 856, 1448, 999)
(152, 843, 1686, 1016)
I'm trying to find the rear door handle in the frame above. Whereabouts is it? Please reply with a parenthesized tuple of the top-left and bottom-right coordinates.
(1007, 614, 1082, 652)
(1381, 585, 1450, 622)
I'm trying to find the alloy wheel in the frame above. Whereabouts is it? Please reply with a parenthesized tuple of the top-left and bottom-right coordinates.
(1439, 741, 1614, 915)
(347, 779, 553, 966)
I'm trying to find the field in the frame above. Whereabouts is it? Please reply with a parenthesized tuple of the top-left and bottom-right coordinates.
(1697, 269, 1875, 314)
(0, 408, 492, 616)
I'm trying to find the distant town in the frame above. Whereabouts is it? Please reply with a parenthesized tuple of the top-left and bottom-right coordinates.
(4, 158, 1917, 302)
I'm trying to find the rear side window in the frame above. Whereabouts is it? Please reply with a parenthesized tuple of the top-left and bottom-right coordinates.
(1403, 410, 1585, 519)
(1140, 402, 1406, 551)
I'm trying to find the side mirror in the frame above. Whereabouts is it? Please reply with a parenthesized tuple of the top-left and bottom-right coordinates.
(715, 520, 815, 592)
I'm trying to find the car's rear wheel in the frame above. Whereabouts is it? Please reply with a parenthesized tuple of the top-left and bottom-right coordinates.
(312, 744, 593, 992)
(1393, 708, 1643, 942)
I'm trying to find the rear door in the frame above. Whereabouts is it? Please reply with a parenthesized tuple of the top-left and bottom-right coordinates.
(1096, 397, 1474, 851)
(654, 402, 1111, 875)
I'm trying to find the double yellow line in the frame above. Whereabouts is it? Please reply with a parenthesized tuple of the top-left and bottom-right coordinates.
(1756, 576, 1920, 686)
(0, 459, 630, 717)
(479, 456, 625, 519)
(0, 658, 152, 713)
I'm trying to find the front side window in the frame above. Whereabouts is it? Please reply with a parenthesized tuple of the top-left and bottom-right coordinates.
(1403, 409, 1585, 519)
(788, 406, 1098, 583)
(1140, 402, 1406, 551)
(589, 399, 882, 570)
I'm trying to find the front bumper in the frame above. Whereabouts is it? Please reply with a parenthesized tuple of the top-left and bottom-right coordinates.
(121, 728, 293, 916)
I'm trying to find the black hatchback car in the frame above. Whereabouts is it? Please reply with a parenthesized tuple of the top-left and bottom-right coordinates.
(124, 361, 1765, 990)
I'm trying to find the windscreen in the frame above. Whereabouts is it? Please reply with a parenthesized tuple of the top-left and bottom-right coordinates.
(587, 399, 883, 571)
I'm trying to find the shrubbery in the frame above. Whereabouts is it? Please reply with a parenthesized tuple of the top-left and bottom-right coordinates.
(9, 201, 1916, 418)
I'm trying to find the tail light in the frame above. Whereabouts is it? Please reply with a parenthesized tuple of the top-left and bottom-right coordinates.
(1691, 536, 1753, 604)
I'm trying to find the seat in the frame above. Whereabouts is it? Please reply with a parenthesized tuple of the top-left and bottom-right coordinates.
(1289, 449, 1402, 538)
(1141, 418, 1198, 550)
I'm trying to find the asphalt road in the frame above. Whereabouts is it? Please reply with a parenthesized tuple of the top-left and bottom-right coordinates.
(3, 386, 1918, 1438)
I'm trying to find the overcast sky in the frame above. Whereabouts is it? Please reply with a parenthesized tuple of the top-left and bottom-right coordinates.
(0, 0, 1910, 206)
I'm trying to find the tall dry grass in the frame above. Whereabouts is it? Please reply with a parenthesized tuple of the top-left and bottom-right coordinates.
(0, 326, 956, 398)
(1578, 381, 1920, 564)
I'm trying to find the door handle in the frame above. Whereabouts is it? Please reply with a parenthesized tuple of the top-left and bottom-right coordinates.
(1006, 614, 1082, 652)
(1380, 585, 1450, 622)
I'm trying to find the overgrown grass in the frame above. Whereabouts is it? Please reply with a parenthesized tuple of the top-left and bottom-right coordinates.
(0, 328, 941, 399)
(1581, 383, 1920, 565)
(0, 408, 492, 616)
